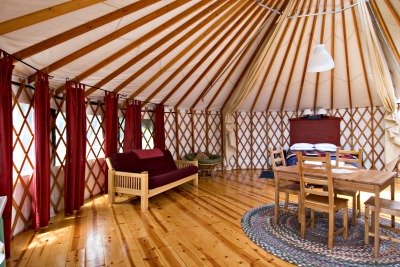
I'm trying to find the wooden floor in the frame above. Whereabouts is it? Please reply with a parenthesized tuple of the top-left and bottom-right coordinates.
(6, 170, 400, 266)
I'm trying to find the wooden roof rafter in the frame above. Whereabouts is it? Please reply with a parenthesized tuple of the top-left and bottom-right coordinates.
(205, 19, 265, 111)
(341, 0, 353, 108)
(279, 0, 313, 111)
(370, 0, 400, 64)
(178, 1, 269, 109)
(264, 0, 309, 112)
(221, 0, 290, 111)
(295, 0, 321, 111)
(26, 0, 190, 84)
(13, 0, 161, 62)
(189, 0, 282, 110)
(350, 0, 373, 107)
(76, 0, 211, 96)
(312, 0, 328, 111)
(89, 0, 233, 96)
(146, 0, 268, 107)
(125, 0, 245, 100)
(247, 0, 298, 111)
(330, 0, 335, 110)
(0, 0, 105, 35)
(383, 0, 400, 25)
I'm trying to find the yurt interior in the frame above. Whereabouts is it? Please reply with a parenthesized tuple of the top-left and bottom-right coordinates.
(1, 0, 400, 266)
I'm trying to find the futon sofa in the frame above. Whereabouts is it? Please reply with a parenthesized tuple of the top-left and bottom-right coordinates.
(106, 148, 198, 211)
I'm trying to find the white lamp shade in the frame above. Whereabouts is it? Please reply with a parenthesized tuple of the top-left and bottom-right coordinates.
(307, 44, 334, 72)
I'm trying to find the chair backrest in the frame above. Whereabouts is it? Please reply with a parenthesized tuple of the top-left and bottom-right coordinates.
(335, 148, 362, 169)
(269, 148, 286, 169)
(297, 152, 334, 203)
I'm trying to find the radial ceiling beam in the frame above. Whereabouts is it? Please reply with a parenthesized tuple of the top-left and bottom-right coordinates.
(220, 1, 289, 111)
(249, 1, 297, 111)
(295, 0, 320, 111)
(13, 0, 159, 62)
(265, 0, 308, 112)
(85, 0, 230, 96)
(169, 1, 262, 107)
(124, 0, 241, 99)
(0, 0, 104, 35)
(56, 0, 208, 94)
(370, 0, 400, 64)
(279, 0, 313, 111)
(205, 29, 259, 110)
(146, 0, 263, 106)
(188, 4, 269, 109)
(330, 0, 335, 110)
(341, 0, 353, 108)
(27, 0, 189, 84)
(313, 0, 328, 111)
(383, 0, 400, 25)
(351, 1, 373, 107)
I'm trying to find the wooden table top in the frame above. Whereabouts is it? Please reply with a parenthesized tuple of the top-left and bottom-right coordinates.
(274, 165, 397, 186)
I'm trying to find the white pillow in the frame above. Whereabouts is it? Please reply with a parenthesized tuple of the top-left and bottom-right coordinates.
(315, 143, 337, 152)
(290, 143, 315, 150)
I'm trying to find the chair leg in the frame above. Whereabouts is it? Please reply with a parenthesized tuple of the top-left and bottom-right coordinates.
(300, 206, 306, 239)
(352, 194, 357, 225)
(297, 193, 301, 223)
(284, 192, 289, 209)
(357, 192, 361, 217)
(365, 205, 370, 245)
(310, 209, 315, 228)
(328, 211, 334, 249)
(343, 205, 348, 239)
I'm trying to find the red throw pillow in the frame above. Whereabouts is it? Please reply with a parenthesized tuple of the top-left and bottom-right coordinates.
(132, 148, 164, 159)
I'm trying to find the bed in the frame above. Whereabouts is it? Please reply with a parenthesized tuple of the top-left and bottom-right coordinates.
(286, 116, 341, 165)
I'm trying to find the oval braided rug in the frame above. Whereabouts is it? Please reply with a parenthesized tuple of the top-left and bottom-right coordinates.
(241, 204, 400, 267)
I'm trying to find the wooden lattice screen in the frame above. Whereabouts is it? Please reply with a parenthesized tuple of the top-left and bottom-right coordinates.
(9, 85, 386, 237)
(11, 83, 34, 236)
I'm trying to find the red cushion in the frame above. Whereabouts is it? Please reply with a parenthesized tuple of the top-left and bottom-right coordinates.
(132, 148, 164, 159)
(112, 149, 177, 176)
(149, 166, 198, 189)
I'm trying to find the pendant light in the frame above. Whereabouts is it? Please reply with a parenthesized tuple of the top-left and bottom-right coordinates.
(307, 44, 335, 72)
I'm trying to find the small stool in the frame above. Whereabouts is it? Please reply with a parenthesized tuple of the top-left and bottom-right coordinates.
(364, 196, 400, 257)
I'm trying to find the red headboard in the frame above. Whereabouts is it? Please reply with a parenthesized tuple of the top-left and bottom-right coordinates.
(289, 116, 341, 146)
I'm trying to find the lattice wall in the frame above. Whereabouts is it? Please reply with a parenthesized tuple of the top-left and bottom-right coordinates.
(9, 89, 386, 238)
(11, 83, 34, 236)
(229, 107, 385, 171)
(85, 101, 106, 199)
(12, 86, 109, 236)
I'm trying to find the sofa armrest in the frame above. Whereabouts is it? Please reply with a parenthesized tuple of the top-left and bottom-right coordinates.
(175, 160, 198, 168)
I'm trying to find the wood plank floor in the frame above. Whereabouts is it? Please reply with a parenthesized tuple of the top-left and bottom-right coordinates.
(6, 170, 400, 266)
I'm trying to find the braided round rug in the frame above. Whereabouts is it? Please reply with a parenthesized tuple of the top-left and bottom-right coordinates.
(241, 204, 400, 267)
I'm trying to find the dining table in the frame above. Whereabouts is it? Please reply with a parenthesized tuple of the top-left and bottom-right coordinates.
(273, 165, 397, 257)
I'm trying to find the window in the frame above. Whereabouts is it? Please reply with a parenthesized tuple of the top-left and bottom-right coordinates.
(142, 118, 154, 149)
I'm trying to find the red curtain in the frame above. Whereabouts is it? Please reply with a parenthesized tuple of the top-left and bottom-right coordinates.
(105, 92, 118, 157)
(31, 72, 50, 229)
(123, 100, 142, 152)
(154, 103, 165, 149)
(65, 81, 86, 216)
(0, 51, 14, 258)
(104, 92, 118, 192)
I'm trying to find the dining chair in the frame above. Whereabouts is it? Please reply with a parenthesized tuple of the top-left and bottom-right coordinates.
(270, 148, 302, 219)
(297, 152, 348, 249)
(364, 196, 400, 257)
(335, 148, 363, 225)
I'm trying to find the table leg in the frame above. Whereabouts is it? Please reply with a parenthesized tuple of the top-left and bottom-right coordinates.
(391, 178, 395, 227)
(274, 172, 279, 225)
(374, 186, 380, 258)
